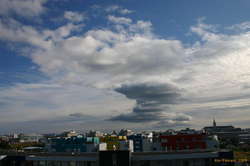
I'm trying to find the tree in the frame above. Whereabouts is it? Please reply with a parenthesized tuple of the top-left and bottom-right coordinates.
(0, 140, 11, 149)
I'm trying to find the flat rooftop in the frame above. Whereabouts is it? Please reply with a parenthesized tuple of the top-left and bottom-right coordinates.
(0, 150, 222, 161)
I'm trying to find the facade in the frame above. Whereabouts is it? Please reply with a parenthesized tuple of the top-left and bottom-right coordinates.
(86, 131, 103, 137)
(119, 140, 134, 152)
(204, 119, 243, 145)
(57, 137, 134, 152)
(179, 128, 202, 134)
(18, 134, 43, 143)
(100, 136, 129, 151)
(98, 143, 107, 151)
(128, 133, 153, 152)
(206, 135, 219, 149)
(47, 136, 100, 153)
(160, 134, 207, 151)
(142, 139, 154, 152)
(57, 130, 78, 138)
(128, 134, 143, 152)
(204, 126, 241, 133)
(239, 133, 250, 144)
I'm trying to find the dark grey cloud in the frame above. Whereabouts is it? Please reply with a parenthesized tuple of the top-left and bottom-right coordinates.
(109, 82, 192, 124)
(69, 113, 88, 118)
(111, 112, 162, 122)
(115, 83, 182, 105)
(154, 120, 191, 129)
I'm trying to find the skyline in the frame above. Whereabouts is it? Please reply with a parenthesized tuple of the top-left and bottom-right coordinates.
(1, 0, 250, 133)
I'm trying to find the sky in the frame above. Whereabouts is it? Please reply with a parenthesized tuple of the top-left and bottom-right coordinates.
(1, 0, 250, 133)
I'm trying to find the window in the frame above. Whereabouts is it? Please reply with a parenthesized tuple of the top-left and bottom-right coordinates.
(161, 138, 168, 143)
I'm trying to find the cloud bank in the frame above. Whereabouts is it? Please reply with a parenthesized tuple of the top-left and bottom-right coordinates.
(0, 0, 47, 17)
(110, 82, 191, 126)
(1, 2, 250, 132)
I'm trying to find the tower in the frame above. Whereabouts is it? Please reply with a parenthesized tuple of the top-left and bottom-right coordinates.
(213, 118, 216, 127)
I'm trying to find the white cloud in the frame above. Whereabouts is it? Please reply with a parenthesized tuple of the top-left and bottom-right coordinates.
(0, 18, 50, 49)
(64, 11, 86, 23)
(105, 5, 133, 15)
(0, 82, 134, 124)
(107, 15, 132, 25)
(227, 21, 250, 31)
(0, 0, 47, 17)
(190, 21, 219, 41)
(105, 5, 120, 12)
(43, 23, 85, 42)
(0, 18, 84, 49)
(2, 14, 250, 131)
(129, 20, 153, 35)
(119, 8, 133, 15)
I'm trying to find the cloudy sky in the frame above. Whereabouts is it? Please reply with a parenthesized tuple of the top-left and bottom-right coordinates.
(1, 0, 250, 133)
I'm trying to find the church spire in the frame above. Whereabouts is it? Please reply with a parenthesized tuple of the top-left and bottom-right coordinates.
(213, 117, 216, 127)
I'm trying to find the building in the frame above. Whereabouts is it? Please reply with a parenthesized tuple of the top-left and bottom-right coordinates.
(100, 136, 129, 151)
(128, 134, 143, 152)
(178, 128, 201, 135)
(60, 130, 78, 138)
(204, 119, 243, 145)
(206, 135, 219, 149)
(128, 133, 154, 152)
(119, 129, 134, 136)
(86, 131, 103, 137)
(18, 133, 43, 143)
(160, 133, 208, 151)
(239, 133, 250, 144)
(47, 136, 100, 153)
(0, 150, 234, 166)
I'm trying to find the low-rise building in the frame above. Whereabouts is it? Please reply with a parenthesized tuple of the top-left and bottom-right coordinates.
(204, 119, 243, 145)
(160, 133, 207, 151)
(60, 130, 78, 138)
(128, 134, 143, 152)
(128, 133, 154, 152)
(18, 133, 43, 143)
(47, 136, 100, 153)
(100, 136, 133, 151)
